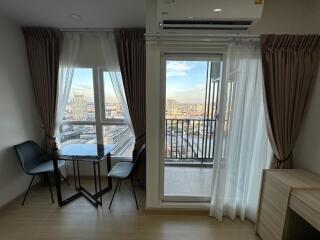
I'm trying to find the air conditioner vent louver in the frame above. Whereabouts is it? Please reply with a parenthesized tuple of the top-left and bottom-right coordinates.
(161, 20, 253, 30)
(157, 0, 264, 32)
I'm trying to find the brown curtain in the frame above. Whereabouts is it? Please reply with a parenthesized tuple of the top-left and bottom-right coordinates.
(23, 28, 61, 153)
(114, 28, 146, 185)
(261, 34, 320, 168)
(114, 29, 146, 149)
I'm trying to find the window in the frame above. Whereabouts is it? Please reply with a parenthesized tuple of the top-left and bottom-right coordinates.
(63, 68, 95, 122)
(59, 67, 134, 158)
(103, 125, 134, 157)
(103, 72, 125, 119)
(161, 55, 223, 201)
(60, 125, 97, 146)
(101, 70, 134, 157)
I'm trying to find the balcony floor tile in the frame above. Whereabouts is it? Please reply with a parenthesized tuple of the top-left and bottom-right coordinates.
(164, 166, 213, 197)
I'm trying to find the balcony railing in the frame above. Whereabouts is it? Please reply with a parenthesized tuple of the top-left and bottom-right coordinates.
(165, 118, 216, 165)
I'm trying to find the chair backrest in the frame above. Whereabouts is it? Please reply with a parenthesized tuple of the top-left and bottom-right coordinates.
(131, 144, 146, 177)
(13, 141, 44, 174)
(133, 144, 146, 164)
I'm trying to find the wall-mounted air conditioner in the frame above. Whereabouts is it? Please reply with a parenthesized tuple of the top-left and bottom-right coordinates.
(157, 0, 264, 31)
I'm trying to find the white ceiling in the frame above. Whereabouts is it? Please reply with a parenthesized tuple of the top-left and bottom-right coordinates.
(0, 0, 146, 28)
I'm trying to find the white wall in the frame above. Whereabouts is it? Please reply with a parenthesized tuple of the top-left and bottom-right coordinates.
(0, 15, 42, 207)
(294, 71, 320, 173)
(145, 0, 320, 209)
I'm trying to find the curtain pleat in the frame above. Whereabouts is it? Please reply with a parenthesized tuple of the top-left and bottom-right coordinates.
(114, 28, 146, 186)
(55, 32, 80, 148)
(260, 34, 320, 168)
(114, 29, 146, 149)
(209, 41, 271, 222)
(23, 28, 61, 153)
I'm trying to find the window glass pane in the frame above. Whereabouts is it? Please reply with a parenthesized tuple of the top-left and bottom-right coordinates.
(163, 58, 222, 198)
(103, 72, 125, 119)
(103, 125, 134, 157)
(64, 68, 95, 121)
(60, 125, 97, 147)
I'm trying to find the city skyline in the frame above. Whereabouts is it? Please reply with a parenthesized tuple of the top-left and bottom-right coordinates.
(70, 61, 222, 105)
(69, 68, 119, 104)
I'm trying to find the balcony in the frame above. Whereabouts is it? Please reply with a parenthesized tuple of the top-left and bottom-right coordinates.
(164, 118, 215, 197)
(164, 118, 215, 165)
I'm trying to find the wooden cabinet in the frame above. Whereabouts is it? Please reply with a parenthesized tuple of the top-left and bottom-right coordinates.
(256, 169, 320, 240)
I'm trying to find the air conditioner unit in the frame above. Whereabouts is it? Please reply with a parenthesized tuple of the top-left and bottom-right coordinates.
(157, 0, 264, 31)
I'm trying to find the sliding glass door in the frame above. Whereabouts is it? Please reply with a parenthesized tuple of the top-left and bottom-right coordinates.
(160, 54, 224, 201)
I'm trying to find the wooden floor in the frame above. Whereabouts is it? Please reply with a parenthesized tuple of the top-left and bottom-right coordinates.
(0, 178, 259, 240)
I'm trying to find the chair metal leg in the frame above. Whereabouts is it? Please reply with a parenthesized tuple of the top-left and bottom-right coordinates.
(58, 171, 70, 186)
(46, 174, 54, 204)
(109, 179, 120, 210)
(22, 176, 35, 205)
(118, 180, 122, 191)
(131, 178, 139, 210)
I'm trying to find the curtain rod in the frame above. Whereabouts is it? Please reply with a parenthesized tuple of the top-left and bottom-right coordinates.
(60, 28, 114, 32)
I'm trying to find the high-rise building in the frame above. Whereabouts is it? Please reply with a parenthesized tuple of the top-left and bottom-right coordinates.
(166, 99, 178, 112)
(71, 94, 87, 120)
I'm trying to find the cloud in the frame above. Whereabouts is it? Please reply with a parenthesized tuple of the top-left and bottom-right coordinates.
(166, 61, 193, 77)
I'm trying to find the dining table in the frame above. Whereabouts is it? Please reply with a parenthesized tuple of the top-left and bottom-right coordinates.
(52, 143, 115, 207)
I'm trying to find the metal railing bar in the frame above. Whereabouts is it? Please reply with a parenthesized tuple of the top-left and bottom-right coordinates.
(197, 120, 200, 158)
(186, 120, 190, 159)
(181, 120, 184, 160)
(176, 120, 178, 158)
(191, 120, 195, 158)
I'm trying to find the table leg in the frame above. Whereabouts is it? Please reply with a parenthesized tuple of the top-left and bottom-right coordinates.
(107, 153, 112, 189)
(76, 160, 81, 189)
(97, 162, 102, 203)
(93, 162, 98, 197)
(52, 153, 63, 206)
(94, 155, 112, 198)
(72, 160, 77, 189)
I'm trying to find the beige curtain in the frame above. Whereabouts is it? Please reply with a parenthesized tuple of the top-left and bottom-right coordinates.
(114, 28, 146, 185)
(261, 34, 320, 168)
(23, 28, 61, 153)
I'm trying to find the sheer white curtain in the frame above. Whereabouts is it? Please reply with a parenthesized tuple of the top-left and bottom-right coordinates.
(210, 40, 272, 222)
(55, 32, 80, 147)
(99, 32, 134, 135)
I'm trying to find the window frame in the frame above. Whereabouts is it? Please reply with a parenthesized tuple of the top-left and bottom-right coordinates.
(98, 67, 128, 125)
(60, 64, 133, 160)
(159, 53, 225, 202)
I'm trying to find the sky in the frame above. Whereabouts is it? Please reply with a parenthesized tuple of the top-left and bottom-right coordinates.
(69, 68, 118, 103)
(166, 61, 208, 104)
(69, 61, 222, 104)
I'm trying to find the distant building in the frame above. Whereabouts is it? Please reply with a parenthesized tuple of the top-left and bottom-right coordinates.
(166, 99, 178, 112)
(60, 131, 81, 143)
(71, 94, 87, 120)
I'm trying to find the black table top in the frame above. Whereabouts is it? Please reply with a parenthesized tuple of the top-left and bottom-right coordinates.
(58, 144, 115, 162)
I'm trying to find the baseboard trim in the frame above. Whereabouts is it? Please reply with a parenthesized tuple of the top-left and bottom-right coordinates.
(144, 207, 209, 215)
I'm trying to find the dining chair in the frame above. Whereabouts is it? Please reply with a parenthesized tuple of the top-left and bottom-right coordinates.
(108, 144, 146, 210)
(13, 140, 68, 205)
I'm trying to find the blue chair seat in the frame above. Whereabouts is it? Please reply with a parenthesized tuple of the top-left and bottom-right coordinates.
(29, 160, 65, 174)
(108, 162, 134, 179)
